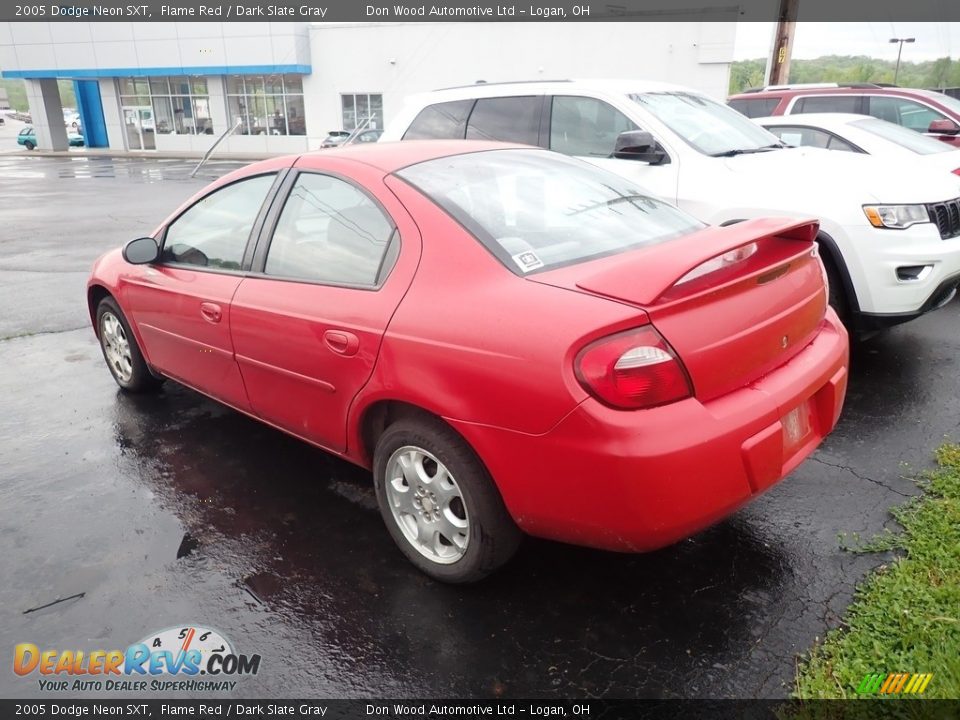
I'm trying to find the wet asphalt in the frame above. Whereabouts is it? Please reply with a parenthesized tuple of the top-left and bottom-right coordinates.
(1, 154, 958, 700)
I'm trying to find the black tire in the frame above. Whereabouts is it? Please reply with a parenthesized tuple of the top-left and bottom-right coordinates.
(95, 296, 163, 393)
(373, 416, 522, 583)
(24, 141, 35, 151)
(821, 251, 850, 327)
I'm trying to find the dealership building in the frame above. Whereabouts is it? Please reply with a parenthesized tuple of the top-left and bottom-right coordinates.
(0, 21, 736, 153)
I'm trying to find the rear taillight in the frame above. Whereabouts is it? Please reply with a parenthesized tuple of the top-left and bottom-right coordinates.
(953, 168, 960, 176)
(575, 326, 693, 409)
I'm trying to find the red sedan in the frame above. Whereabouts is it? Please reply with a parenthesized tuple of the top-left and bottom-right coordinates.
(87, 141, 849, 583)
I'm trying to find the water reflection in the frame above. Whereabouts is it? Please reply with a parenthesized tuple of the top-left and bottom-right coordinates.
(112, 383, 795, 698)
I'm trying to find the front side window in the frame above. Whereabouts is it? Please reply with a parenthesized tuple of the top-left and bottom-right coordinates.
(630, 91, 779, 156)
(265, 174, 397, 287)
(868, 97, 946, 133)
(403, 100, 474, 140)
(161, 175, 276, 271)
(852, 117, 953, 154)
(397, 149, 703, 275)
(765, 126, 859, 152)
(465, 96, 541, 145)
(549, 95, 638, 157)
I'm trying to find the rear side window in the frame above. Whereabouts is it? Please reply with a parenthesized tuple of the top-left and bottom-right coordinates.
(162, 174, 276, 271)
(265, 173, 398, 287)
(465, 96, 541, 145)
(549, 95, 638, 157)
(867, 97, 946, 133)
(793, 96, 863, 114)
(402, 100, 474, 140)
(728, 97, 781, 118)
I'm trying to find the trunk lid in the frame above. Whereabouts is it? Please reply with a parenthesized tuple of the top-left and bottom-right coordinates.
(532, 218, 827, 402)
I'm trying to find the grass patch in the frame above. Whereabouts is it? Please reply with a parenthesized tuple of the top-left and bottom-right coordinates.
(795, 444, 960, 700)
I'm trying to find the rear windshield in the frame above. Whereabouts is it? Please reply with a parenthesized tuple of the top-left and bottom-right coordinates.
(852, 117, 954, 155)
(396, 149, 703, 274)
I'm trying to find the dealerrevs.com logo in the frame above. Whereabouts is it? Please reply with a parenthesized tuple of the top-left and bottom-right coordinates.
(13, 625, 261, 692)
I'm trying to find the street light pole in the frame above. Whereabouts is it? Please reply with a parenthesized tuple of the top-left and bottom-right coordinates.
(889, 37, 916, 85)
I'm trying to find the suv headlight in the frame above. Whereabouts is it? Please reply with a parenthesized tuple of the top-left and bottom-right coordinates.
(863, 204, 931, 229)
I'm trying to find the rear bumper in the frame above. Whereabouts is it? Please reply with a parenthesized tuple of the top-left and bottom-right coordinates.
(448, 311, 849, 552)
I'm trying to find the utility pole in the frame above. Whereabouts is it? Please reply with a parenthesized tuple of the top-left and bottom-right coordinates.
(890, 37, 915, 85)
(768, 0, 799, 86)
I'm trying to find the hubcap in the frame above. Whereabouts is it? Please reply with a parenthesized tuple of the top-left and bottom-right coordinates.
(100, 311, 133, 384)
(384, 446, 469, 564)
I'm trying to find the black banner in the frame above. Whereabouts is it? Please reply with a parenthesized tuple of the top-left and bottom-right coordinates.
(1, 700, 960, 720)
(5, 0, 960, 22)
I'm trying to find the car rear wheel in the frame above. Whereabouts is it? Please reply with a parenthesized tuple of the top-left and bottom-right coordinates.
(24, 141, 35, 150)
(373, 416, 521, 583)
(96, 297, 163, 393)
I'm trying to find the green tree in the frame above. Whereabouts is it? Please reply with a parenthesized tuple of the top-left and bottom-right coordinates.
(730, 55, 960, 95)
(926, 57, 953, 89)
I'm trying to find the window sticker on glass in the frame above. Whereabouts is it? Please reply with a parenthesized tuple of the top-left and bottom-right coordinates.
(512, 250, 544, 272)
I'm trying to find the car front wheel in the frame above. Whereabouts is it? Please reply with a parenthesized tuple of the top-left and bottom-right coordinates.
(24, 141, 35, 150)
(373, 416, 522, 583)
(96, 297, 163, 393)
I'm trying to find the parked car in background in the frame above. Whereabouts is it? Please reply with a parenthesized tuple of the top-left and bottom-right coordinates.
(319, 130, 351, 148)
(319, 129, 382, 149)
(756, 113, 960, 181)
(382, 80, 960, 334)
(350, 128, 383, 144)
(17, 125, 85, 150)
(63, 109, 81, 130)
(727, 83, 960, 147)
(86, 142, 848, 582)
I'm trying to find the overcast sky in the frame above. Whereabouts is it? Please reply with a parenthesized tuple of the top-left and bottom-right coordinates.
(734, 22, 960, 61)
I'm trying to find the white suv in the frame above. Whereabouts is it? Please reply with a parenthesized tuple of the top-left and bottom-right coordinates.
(381, 80, 960, 332)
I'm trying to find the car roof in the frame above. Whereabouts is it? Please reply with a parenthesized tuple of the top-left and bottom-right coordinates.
(293, 139, 531, 173)
(729, 85, 953, 106)
(405, 78, 696, 104)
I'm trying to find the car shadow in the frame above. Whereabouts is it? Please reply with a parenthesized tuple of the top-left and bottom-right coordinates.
(111, 382, 793, 697)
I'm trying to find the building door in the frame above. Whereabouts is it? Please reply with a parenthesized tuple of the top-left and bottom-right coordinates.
(122, 106, 156, 150)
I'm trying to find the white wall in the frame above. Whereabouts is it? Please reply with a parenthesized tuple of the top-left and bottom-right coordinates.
(0, 21, 311, 73)
(98, 78, 126, 151)
(303, 21, 735, 141)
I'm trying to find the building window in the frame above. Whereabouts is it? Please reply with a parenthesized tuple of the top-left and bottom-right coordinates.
(341, 94, 383, 131)
(118, 77, 213, 135)
(227, 74, 305, 136)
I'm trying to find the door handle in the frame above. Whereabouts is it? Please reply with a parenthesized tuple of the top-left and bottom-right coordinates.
(324, 330, 360, 357)
(199, 302, 222, 324)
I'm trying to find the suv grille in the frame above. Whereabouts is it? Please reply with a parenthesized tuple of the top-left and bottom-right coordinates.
(927, 198, 960, 239)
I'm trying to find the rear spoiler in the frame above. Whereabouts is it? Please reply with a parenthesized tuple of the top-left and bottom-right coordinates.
(575, 218, 819, 306)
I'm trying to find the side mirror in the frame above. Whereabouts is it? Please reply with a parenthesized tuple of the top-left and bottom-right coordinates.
(613, 130, 670, 164)
(123, 237, 160, 265)
(928, 118, 960, 136)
